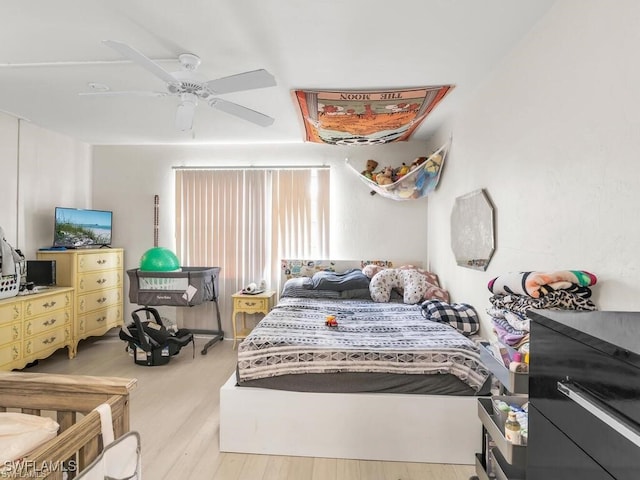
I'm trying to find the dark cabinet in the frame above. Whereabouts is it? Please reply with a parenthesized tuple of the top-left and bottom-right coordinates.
(527, 404, 614, 480)
(528, 310, 640, 480)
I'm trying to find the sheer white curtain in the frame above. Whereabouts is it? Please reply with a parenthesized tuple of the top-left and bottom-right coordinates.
(175, 167, 330, 333)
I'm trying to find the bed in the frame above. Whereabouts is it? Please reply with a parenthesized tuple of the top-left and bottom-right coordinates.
(237, 296, 488, 395)
(220, 260, 490, 464)
(0, 372, 136, 479)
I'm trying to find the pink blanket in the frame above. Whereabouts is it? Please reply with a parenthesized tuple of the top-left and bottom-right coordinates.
(488, 270, 597, 298)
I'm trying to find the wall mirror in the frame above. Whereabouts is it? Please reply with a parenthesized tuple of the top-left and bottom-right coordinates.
(450, 188, 495, 271)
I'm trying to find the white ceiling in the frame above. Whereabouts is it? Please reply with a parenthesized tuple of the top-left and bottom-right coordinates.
(0, 0, 555, 146)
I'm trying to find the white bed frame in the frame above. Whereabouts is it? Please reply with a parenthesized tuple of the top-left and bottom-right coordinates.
(220, 374, 482, 464)
(219, 259, 483, 464)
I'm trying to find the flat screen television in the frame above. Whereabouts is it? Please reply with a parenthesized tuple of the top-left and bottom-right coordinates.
(54, 207, 113, 248)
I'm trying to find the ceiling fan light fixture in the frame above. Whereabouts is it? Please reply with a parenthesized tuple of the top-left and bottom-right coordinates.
(176, 94, 197, 131)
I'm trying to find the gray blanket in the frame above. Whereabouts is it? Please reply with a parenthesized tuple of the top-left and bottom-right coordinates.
(237, 297, 490, 392)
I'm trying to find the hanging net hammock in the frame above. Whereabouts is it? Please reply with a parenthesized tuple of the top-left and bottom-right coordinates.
(346, 140, 450, 201)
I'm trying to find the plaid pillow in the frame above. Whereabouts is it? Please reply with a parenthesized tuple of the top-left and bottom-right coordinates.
(420, 300, 479, 336)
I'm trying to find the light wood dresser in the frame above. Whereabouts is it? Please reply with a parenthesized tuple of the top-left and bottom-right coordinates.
(0, 287, 74, 370)
(37, 248, 124, 354)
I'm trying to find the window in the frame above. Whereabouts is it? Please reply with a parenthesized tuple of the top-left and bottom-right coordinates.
(175, 167, 330, 329)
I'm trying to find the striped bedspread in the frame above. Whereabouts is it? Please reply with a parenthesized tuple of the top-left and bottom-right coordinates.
(237, 297, 490, 392)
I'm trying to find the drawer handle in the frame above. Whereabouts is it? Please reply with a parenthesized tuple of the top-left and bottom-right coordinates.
(557, 381, 640, 448)
(43, 318, 57, 326)
(97, 259, 107, 264)
(245, 301, 257, 307)
(97, 316, 107, 323)
(97, 297, 107, 304)
(42, 336, 56, 345)
(42, 301, 57, 309)
(97, 278, 107, 284)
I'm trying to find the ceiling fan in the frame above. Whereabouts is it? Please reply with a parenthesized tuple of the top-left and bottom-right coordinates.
(80, 40, 277, 131)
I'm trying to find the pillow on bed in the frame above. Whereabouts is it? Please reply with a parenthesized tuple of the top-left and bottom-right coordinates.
(397, 265, 441, 287)
(423, 282, 450, 303)
(309, 269, 370, 291)
(339, 288, 372, 300)
(369, 268, 431, 304)
(420, 300, 479, 336)
(281, 277, 341, 298)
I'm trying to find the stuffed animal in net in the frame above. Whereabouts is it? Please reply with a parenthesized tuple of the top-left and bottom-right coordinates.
(374, 166, 394, 186)
(361, 159, 379, 180)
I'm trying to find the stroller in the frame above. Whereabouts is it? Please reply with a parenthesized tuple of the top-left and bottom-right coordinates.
(119, 307, 194, 366)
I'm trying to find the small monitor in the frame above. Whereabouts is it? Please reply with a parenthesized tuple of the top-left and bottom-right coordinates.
(26, 260, 56, 286)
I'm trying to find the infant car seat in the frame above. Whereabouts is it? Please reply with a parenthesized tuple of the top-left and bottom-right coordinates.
(119, 307, 194, 366)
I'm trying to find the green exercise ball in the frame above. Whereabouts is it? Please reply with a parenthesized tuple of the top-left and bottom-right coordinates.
(139, 247, 181, 272)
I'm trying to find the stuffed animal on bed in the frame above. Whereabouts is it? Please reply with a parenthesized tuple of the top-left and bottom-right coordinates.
(363, 264, 450, 304)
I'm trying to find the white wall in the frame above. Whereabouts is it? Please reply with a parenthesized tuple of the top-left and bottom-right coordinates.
(93, 141, 437, 331)
(0, 114, 19, 246)
(427, 0, 640, 338)
(0, 114, 92, 258)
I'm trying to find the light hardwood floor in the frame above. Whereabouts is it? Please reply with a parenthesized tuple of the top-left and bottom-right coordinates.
(26, 331, 476, 480)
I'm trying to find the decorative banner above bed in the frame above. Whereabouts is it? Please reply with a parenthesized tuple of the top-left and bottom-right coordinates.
(345, 140, 450, 201)
(292, 85, 454, 145)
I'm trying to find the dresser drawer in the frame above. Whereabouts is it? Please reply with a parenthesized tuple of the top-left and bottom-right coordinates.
(24, 326, 70, 356)
(79, 305, 122, 335)
(236, 297, 269, 312)
(0, 341, 21, 368)
(24, 310, 71, 337)
(530, 316, 640, 479)
(24, 291, 72, 318)
(0, 302, 21, 325)
(78, 270, 122, 294)
(78, 251, 122, 273)
(528, 404, 615, 480)
(0, 322, 20, 346)
(78, 288, 121, 314)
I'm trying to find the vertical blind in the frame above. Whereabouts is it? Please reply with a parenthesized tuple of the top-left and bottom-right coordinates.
(175, 167, 330, 333)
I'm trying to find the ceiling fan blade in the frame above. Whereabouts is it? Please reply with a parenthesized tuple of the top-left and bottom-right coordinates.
(79, 91, 167, 97)
(205, 69, 276, 94)
(102, 40, 178, 86)
(209, 98, 274, 127)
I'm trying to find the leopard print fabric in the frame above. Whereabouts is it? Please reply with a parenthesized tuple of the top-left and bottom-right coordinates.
(489, 289, 596, 316)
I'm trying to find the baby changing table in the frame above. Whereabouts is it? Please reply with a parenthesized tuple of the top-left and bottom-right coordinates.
(127, 266, 224, 354)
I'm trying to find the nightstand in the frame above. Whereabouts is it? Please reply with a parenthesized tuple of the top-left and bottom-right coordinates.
(231, 290, 276, 349)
